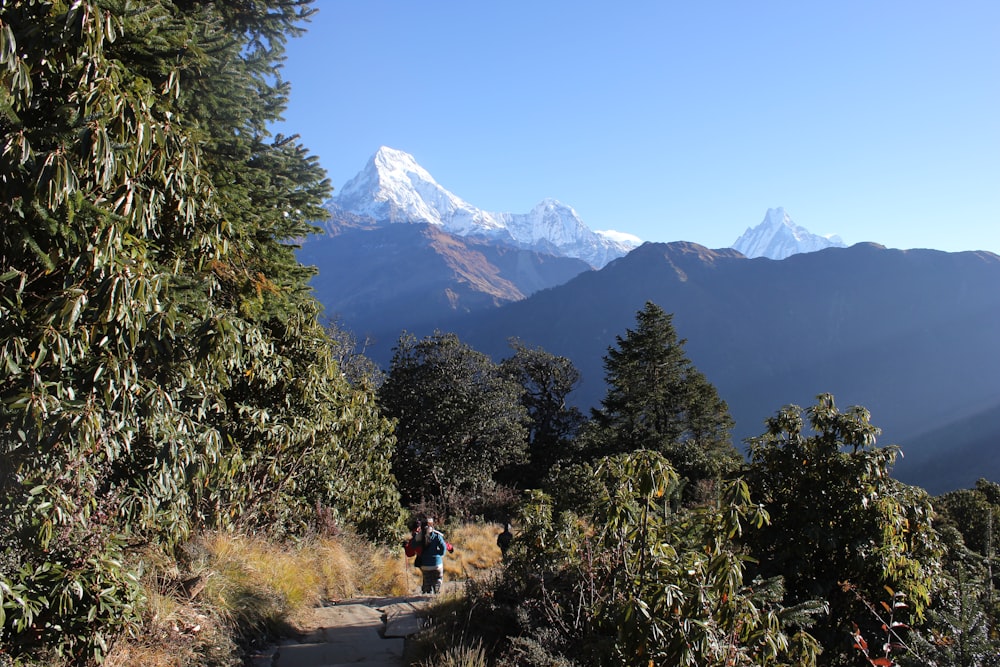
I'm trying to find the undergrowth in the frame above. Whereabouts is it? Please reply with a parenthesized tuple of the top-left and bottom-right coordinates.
(97, 530, 411, 667)
(89, 522, 505, 666)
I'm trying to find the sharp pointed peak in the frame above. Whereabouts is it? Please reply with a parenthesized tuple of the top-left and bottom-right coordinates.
(763, 207, 794, 226)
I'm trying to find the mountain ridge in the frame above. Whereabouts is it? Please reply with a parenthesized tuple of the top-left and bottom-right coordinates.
(330, 146, 638, 268)
(444, 241, 1000, 493)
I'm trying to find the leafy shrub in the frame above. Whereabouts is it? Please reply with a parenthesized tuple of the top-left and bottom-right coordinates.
(434, 451, 826, 666)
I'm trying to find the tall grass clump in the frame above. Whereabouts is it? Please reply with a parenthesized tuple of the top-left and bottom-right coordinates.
(100, 530, 411, 665)
(416, 640, 489, 667)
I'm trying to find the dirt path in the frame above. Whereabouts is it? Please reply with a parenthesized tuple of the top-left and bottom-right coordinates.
(246, 593, 436, 667)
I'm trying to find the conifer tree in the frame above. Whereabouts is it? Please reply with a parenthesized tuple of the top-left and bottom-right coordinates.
(589, 301, 740, 484)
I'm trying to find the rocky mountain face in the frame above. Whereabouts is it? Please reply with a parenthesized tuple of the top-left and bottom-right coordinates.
(297, 221, 590, 357)
(446, 241, 1000, 493)
(733, 207, 846, 259)
(329, 146, 638, 269)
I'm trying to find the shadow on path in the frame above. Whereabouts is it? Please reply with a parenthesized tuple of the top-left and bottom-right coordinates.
(247, 593, 440, 667)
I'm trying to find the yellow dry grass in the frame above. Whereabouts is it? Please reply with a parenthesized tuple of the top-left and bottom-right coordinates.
(443, 522, 504, 579)
(401, 522, 506, 589)
(107, 523, 505, 664)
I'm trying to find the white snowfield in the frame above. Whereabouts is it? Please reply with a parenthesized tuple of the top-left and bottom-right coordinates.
(333, 146, 639, 269)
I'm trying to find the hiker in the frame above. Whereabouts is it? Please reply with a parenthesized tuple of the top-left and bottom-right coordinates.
(496, 522, 513, 559)
(416, 517, 452, 594)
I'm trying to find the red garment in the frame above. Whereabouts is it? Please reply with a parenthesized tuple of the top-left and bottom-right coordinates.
(404, 537, 422, 558)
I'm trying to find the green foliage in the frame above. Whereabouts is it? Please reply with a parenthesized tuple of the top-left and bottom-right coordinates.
(906, 484, 1000, 667)
(901, 549, 999, 667)
(499, 338, 585, 488)
(589, 301, 740, 484)
(380, 332, 529, 511)
(935, 480, 1000, 560)
(542, 460, 605, 518)
(0, 1, 400, 660)
(491, 451, 825, 666)
(745, 394, 944, 666)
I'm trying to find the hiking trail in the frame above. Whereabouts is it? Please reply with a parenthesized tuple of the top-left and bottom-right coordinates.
(246, 589, 449, 667)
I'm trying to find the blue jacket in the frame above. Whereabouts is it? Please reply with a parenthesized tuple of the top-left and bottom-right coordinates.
(420, 530, 447, 568)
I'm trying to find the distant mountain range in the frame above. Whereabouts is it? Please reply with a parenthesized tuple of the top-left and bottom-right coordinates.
(297, 148, 1000, 494)
(446, 242, 1000, 494)
(298, 221, 590, 343)
(331, 146, 639, 268)
(303, 147, 852, 352)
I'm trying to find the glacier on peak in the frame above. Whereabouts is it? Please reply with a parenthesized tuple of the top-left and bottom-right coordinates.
(596, 229, 643, 245)
(331, 147, 638, 268)
(732, 207, 845, 260)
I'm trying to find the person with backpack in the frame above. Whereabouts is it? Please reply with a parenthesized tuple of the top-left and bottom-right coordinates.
(412, 517, 452, 594)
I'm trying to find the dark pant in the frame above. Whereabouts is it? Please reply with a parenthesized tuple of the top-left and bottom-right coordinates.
(420, 567, 442, 594)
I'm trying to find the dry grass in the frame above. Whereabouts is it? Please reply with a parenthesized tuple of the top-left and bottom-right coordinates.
(443, 522, 504, 579)
(401, 522, 506, 591)
(416, 640, 489, 667)
(105, 530, 415, 666)
(105, 523, 506, 665)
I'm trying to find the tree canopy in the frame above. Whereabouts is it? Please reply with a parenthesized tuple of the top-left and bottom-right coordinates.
(589, 301, 740, 484)
(499, 338, 585, 488)
(380, 331, 528, 511)
(0, 1, 399, 659)
(745, 394, 943, 665)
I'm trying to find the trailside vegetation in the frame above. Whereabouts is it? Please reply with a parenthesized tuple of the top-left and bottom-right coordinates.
(744, 395, 943, 666)
(402, 307, 978, 667)
(379, 331, 529, 516)
(0, 1, 399, 662)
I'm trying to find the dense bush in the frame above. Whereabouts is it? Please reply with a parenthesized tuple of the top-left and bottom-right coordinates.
(436, 451, 826, 666)
(0, 2, 400, 661)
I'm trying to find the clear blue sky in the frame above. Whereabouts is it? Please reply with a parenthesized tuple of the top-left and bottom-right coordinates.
(277, 1, 1000, 253)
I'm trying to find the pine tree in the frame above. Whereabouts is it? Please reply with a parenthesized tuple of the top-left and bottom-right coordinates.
(589, 301, 740, 484)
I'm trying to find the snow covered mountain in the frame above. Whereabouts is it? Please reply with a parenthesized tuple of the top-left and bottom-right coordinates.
(332, 147, 639, 268)
(732, 208, 845, 260)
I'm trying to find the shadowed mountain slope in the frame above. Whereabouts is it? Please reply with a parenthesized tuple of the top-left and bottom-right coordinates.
(297, 222, 590, 354)
(447, 241, 1000, 492)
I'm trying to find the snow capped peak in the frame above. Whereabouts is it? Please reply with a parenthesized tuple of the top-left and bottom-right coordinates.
(332, 148, 635, 268)
(596, 229, 642, 246)
(369, 146, 437, 186)
(336, 146, 498, 230)
(732, 208, 846, 260)
(762, 207, 793, 228)
(531, 198, 572, 213)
